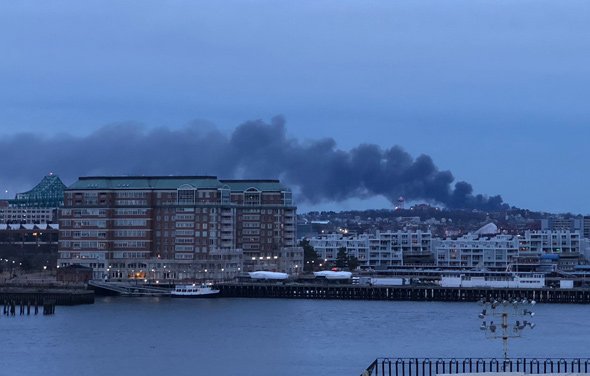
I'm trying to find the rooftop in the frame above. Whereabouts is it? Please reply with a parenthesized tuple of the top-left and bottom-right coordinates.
(68, 176, 290, 192)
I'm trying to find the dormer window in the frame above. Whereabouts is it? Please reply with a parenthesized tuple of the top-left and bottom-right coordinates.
(177, 185, 195, 205)
(244, 188, 260, 206)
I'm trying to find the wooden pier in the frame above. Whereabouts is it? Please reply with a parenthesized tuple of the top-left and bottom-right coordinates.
(0, 288, 94, 307)
(1, 298, 56, 316)
(217, 283, 590, 304)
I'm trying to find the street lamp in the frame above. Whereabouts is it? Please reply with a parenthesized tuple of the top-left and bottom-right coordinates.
(478, 297, 536, 359)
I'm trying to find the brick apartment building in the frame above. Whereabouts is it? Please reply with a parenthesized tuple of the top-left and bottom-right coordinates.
(57, 176, 301, 280)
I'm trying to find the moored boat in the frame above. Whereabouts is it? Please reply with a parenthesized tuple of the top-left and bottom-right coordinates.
(248, 271, 289, 280)
(170, 283, 220, 298)
(313, 270, 353, 280)
(439, 271, 545, 289)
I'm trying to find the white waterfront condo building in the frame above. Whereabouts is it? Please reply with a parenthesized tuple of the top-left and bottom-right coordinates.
(311, 229, 584, 271)
(434, 234, 519, 269)
(309, 231, 432, 268)
(435, 230, 583, 270)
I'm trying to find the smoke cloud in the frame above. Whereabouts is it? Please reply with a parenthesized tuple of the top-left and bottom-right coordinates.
(0, 117, 508, 211)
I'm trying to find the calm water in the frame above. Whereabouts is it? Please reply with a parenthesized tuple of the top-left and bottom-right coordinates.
(0, 297, 588, 376)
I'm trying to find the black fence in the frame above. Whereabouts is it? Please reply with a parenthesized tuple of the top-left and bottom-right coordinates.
(362, 358, 590, 376)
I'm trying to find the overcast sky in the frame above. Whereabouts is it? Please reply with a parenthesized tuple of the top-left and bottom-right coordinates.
(1, 1, 589, 214)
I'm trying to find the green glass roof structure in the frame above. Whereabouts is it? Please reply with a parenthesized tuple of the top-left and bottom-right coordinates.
(11, 174, 67, 208)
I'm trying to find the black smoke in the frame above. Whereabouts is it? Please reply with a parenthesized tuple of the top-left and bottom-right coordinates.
(0, 116, 508, 211)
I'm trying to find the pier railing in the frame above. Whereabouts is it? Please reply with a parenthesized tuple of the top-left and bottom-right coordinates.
(361, 358, 590, 376)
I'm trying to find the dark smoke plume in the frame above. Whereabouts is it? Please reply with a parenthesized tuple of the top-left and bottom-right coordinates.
(0, 117, 508, 211)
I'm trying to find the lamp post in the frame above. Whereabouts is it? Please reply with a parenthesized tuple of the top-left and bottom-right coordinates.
(478, 297, 536, 359)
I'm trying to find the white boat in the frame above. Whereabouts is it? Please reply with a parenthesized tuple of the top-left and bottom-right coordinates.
(170, 283, 220, 298)
(313, 270, 353, 280)
(439, 271, 545, 289)
(248, 271, 289, 280)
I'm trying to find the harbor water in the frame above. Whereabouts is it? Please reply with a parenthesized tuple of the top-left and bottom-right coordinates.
(0, 297, 588, 376)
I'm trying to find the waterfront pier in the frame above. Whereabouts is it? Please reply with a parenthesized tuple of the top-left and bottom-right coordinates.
(88, 280, 172, 296)
(0, 288, 94, 307)
(217, 283, 590, 304)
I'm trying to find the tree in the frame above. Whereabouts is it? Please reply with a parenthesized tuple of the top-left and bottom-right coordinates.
(347, 255, 360, 271)
(299, 239, 320, 272)
(336, 247, 348, 268)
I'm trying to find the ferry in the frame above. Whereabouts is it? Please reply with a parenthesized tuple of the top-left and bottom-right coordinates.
(439, 271, 545, 289)
(170, 283, 220, 298)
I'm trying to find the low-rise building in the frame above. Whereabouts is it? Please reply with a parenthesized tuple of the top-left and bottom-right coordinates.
(434, 234, 519, 269)
(435, 230, 584, 271)
(0, 174, 66, 224)
(56, 264, 93, 283)
(309, 230, 432, 269)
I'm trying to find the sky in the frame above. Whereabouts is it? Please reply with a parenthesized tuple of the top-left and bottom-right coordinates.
(0, 1, 589, 214)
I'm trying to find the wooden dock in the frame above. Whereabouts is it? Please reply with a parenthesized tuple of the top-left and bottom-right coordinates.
(0, 287, 94, 306)
(217, 283, 590, 304)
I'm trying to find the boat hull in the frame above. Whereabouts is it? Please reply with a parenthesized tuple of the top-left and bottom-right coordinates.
(170, 284, 220, 298)
(170, 292, 220, 298)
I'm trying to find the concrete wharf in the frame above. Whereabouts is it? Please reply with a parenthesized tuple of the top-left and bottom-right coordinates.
(217, 283, 590, 304)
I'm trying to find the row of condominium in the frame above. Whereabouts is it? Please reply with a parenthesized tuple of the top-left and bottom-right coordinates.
(309, 229, 589, 271)
(18, 174, 587, 280)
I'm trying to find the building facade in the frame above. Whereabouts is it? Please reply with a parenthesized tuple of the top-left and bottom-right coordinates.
(435, 230, 584, 271)
(434, 234, 520, 269)
(309, 231, 432, 269)
(0, 174, 66, 224)
(0, 205, 56, 224)
(541, 217, 583, 233)
(57, 176, 301, 280)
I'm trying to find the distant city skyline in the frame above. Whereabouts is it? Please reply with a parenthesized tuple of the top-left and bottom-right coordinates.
(1, 1, 589, 214)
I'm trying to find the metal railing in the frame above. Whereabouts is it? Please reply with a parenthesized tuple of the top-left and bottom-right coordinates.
(361, 358, 590, 376)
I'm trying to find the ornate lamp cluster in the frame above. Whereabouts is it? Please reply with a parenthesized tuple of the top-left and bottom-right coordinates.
(478, 297, 537, 359)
